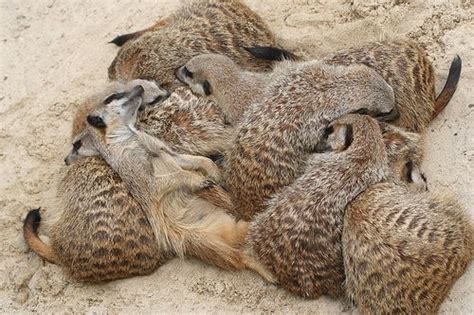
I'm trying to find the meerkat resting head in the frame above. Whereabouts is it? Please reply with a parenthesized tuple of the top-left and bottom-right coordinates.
(176, 54, 240, 97)
(65, 80, 169, 165)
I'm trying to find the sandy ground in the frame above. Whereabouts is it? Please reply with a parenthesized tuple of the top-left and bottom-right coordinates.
(0, 0, 473, 313)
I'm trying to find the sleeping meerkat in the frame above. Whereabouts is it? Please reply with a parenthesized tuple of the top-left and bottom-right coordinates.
(22, 82, 240, 282)
(108, 0, 279, 90)
(246, 40, 462, 132)
(222, 61, 397, 219)
(82, 84, 248, 270)
(246, 114, 391, 299)
(342, 148, 473, 313)
(176, 53, 267, 124)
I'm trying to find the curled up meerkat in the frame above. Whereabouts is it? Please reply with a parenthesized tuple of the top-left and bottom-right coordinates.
(246, 114, 392, 299)
(211, 60, 396, 219)
(22, 81, 264, 282)
(83, 84, 275, 280)
(108, 0, 280, 89)
(342, 136, 474, 314)
(246, 40, 462, 132)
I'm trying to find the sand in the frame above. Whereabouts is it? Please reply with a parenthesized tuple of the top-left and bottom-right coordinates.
(0, 0, 472, 313)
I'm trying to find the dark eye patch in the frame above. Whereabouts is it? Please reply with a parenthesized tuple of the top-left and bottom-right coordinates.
(203, 80, 211, 96)
(72, 140, 82, 152)
(405, 161, 414, 183)
(104, 92, 127, 104)
(183, 66, 193, 79)
(87, 115, 106, 129)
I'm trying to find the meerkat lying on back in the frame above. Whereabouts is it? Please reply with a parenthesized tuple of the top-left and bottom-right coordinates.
(22, 81, 238, 282)
(108, 0, 279, 89)
(199, 59, 396, 219)
(246, 40, 462, 132)
(83, 84, 276, 281)
(342, 144, 473, 313)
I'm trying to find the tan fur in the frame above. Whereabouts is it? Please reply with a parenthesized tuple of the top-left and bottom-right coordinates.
(224, 60, 396, 219)
(323, 40, 458, 132)
(108, 0, 278, 90)
(176, 53, 267, 124)
(342, 136, 473, 314)
(247, 114, 390, 298)
(84, 85, 272, 276)
(23, 82, 240, 282)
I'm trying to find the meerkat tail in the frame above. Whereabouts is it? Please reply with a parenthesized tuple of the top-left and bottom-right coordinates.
(432, 55, 462, 119)
(23, 208, 58, 264)
(244, 46, 300, 61)
(185, 232, 245, 270)
(109, 17, 171, 47)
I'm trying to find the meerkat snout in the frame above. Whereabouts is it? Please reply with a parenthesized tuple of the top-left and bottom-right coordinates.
(315, 123, 353, 153)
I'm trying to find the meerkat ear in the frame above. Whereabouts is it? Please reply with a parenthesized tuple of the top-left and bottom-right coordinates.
(383, 132, 405, 152)
(203, 80, 212, 96)
(86, 115, 106, 129)
(315, 123, 352, 152)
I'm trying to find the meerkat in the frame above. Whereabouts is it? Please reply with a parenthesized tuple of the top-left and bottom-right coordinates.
(247, 114, 391, 298)
(342, 151, 473, 313)
(246, 40, 462, 132)
(22, 82, 242, 282)
(108, 0, 279, 90)
(222, 60, 397, 219)
(176, 53, 267, 124)
(82, 84, 250, 270)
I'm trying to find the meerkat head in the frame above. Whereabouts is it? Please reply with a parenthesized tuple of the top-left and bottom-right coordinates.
(86, 84, 145, 135)
(381, 123, 427, 192)
(176, 54, 239, 97)
(331, 64, 398, 122)
(315, 114, 381, 153)
(65, 80, 168, 165)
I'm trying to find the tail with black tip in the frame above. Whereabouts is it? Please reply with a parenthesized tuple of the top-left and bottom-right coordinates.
(244, 46, 300, 61)
(23, 208, 58, 264)
(433, 55, 462, 119)
(110, 31, 143, 47)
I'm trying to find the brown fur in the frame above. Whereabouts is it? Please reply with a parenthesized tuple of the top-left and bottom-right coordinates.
(224, 60, 395, 219)
(247, 114, 390, 298)
(342, 134, 473, 314)
(23, 83, 243, 282)
(323, 40, 461, 132)
(24, 156, 165, 282)
(108, 0, 278, 90)
(176, 53, 267, 124)
(83, 85, 274, 280)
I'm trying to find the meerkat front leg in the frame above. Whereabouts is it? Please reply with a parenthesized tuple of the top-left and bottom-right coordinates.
(134, 129, 176, 157)
(174, 154, 222, 183)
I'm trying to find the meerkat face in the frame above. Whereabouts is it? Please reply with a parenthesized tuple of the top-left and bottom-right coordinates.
(176, 54, 237, 97)
(87, 85, 145, 131)
(64, 131, 99, 165)
(123, 79, 170, 108)
(381, 124, 427, 192)
(340, 65, 398, 122)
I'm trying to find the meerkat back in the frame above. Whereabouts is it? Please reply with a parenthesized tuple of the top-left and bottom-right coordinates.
(247, 114, 390, 299)
(323, 40, 461, 132)
(108, 0, 277, 89)
(343, 181, 473, 314)
(50, 156, 166, 282)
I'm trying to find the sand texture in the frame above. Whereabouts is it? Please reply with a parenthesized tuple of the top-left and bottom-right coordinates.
(1, 0, 473, 313)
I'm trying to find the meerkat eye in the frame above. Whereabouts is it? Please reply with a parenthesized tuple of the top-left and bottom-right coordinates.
(405, 161, 414, 183)
(104, 92, 127, 104)
(87, 115, 107, 129)
(183, 66, 193, 79)
(72, 140, 82, 151)
(202, 80, 212, 96)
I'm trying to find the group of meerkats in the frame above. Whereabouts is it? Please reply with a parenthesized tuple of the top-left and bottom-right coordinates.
(22, 0, 473, 314)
